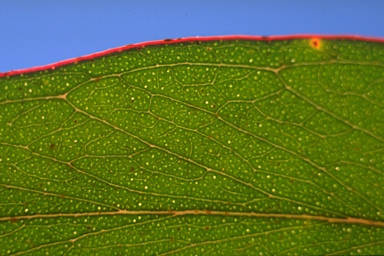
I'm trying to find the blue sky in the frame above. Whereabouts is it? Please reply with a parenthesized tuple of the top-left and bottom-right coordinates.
(1, 0, 384, 72)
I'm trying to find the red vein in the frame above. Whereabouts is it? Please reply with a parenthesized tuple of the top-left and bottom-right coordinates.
(1, 210, 383, 227)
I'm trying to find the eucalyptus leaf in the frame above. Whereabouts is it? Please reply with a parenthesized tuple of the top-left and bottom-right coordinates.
(1, 36, 384, 255)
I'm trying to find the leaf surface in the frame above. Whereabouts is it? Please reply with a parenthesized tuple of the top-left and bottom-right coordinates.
(1, 36, 384, 255)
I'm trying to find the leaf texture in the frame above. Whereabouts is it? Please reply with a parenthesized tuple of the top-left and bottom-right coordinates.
(1, 36, 384, 255)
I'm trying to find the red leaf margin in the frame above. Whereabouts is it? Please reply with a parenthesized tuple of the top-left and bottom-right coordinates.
(1, 35, 384, 78)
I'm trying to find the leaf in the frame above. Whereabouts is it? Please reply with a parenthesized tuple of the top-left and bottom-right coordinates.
(1, 36, 384, 255)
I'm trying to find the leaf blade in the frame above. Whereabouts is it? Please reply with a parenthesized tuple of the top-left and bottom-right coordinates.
(1, 36, 384, 255)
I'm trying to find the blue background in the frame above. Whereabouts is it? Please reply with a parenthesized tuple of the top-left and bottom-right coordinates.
(1, 0, 383, 72)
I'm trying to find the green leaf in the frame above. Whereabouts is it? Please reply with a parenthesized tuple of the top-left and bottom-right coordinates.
(1, 36, 384, 255)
